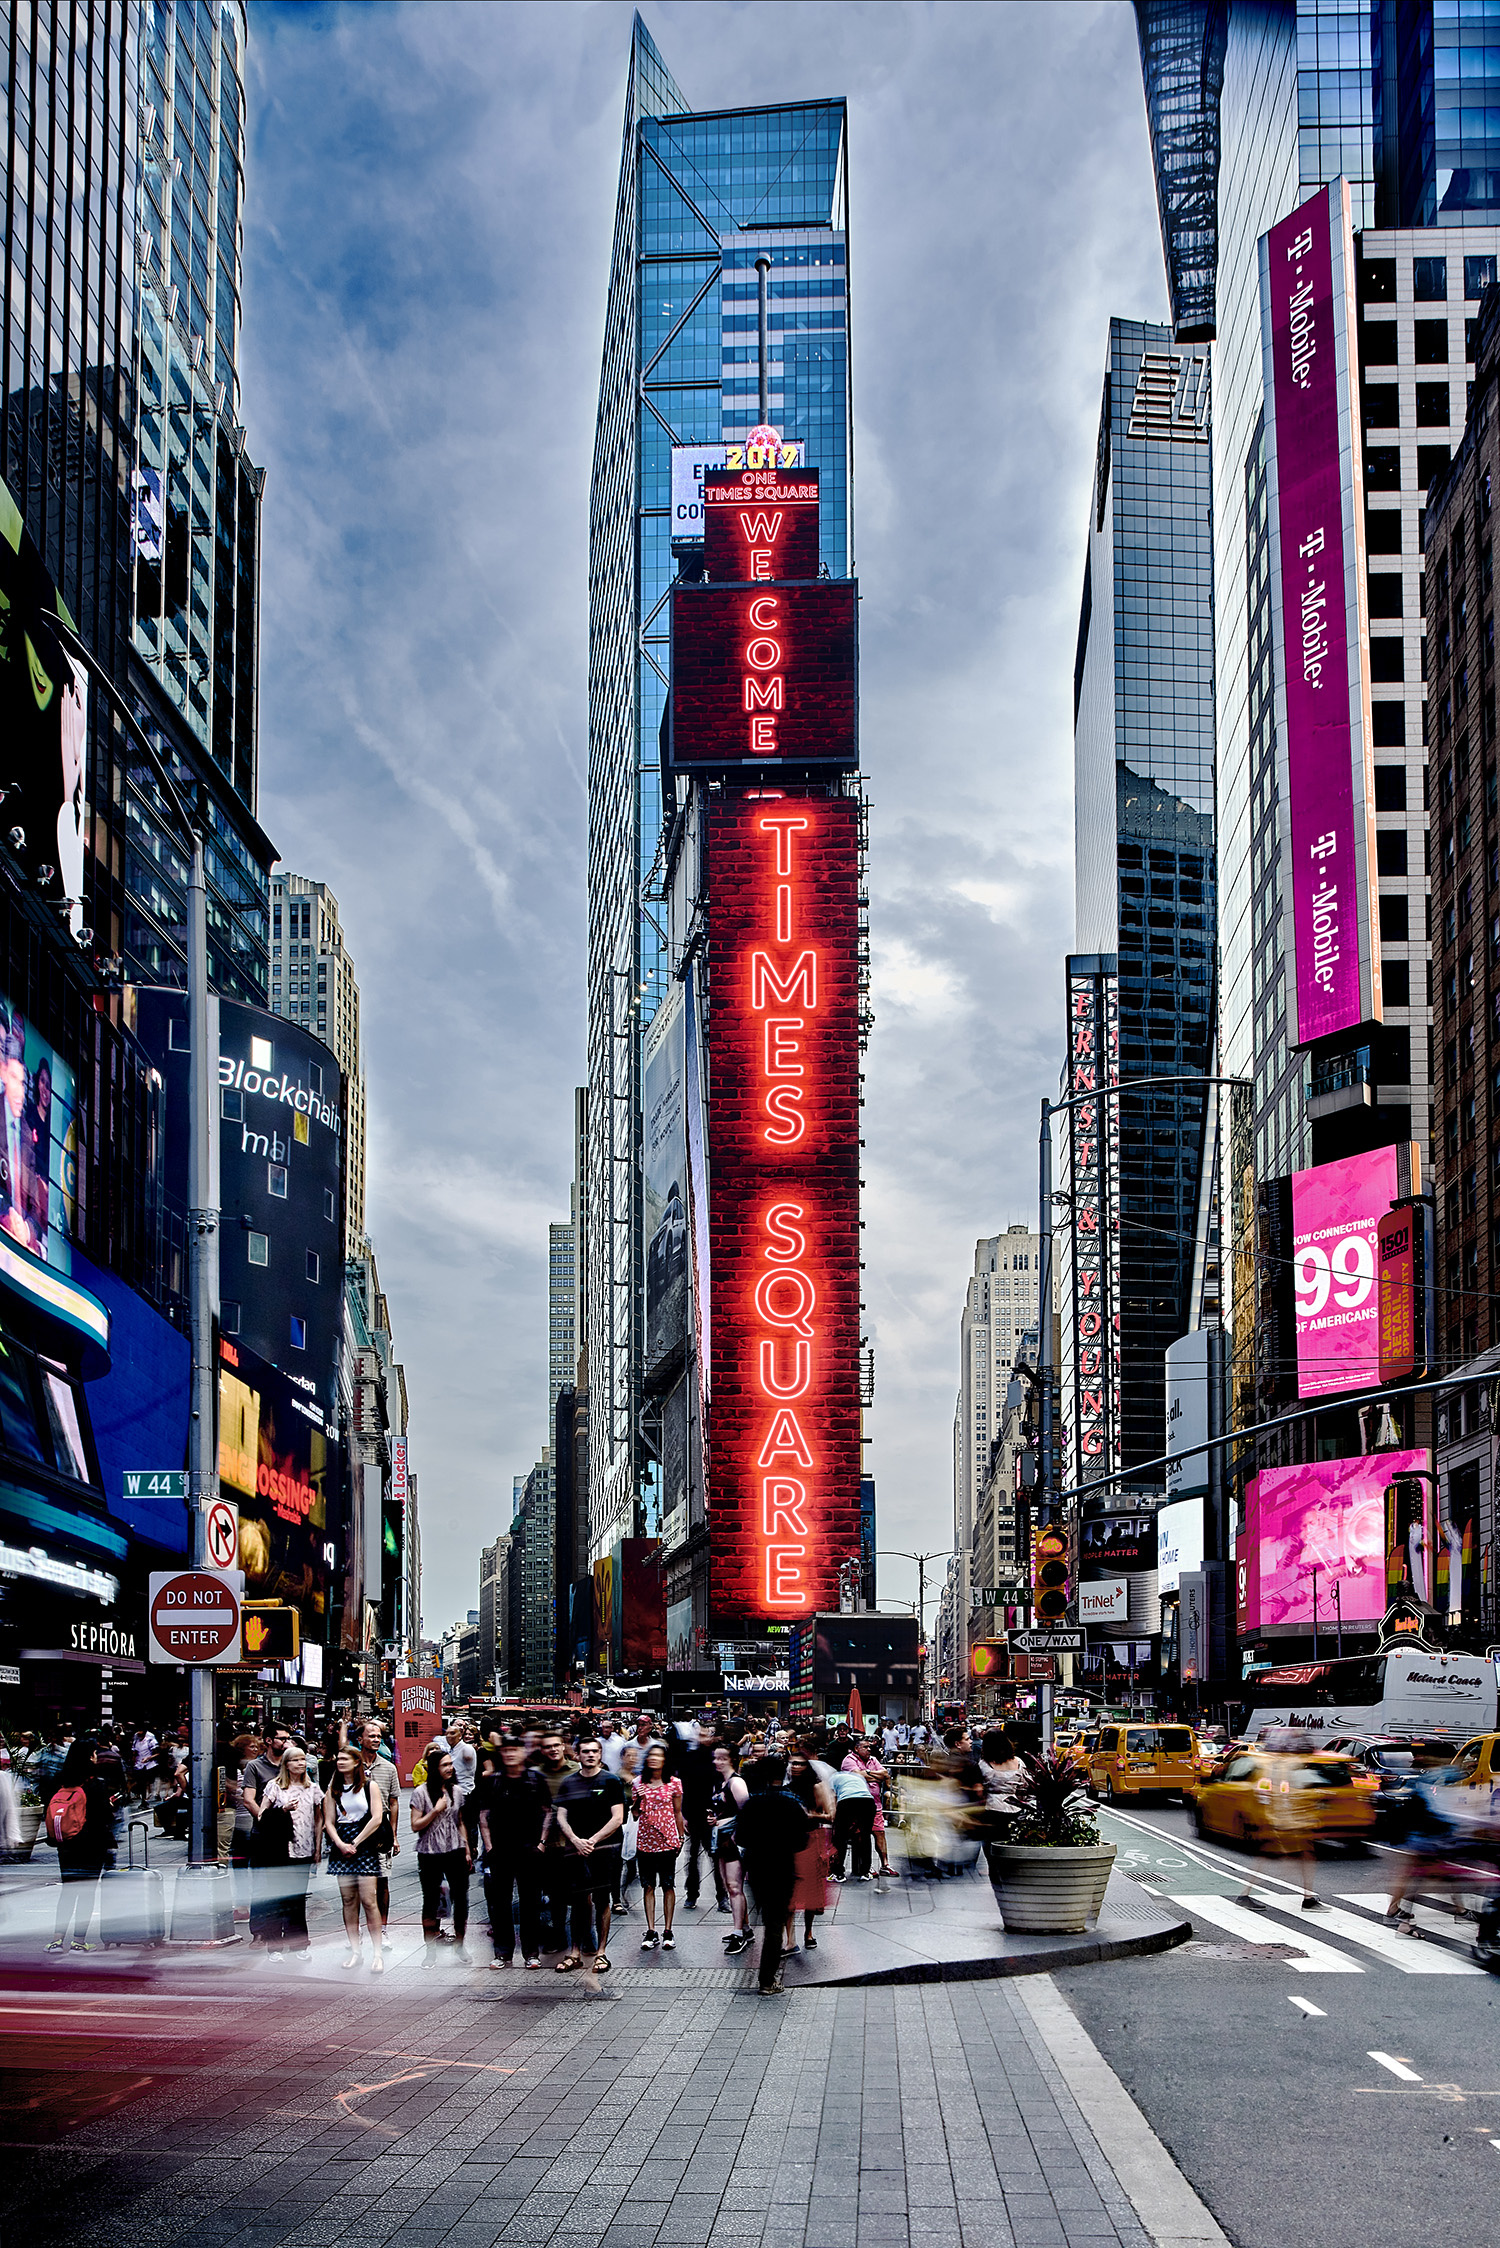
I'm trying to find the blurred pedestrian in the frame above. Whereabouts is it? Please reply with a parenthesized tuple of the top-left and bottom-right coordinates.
(828, 1755, 875, 1883)
(533, 1727, 579, 1950)
(709, 1742, 750, 1956)
(476, 1736, 548, 1969)
(675, 1719, 724, 1910)
(783, 1747, 833, 1953)
(849, 1735, 896, 1876)
(351, 1718, 401, 1926)
(129, 1723, 158, 1805)
(45, 1737, 115, 1953)
(324, 1744, 387, 1971)
(242, 1723, 294, 1943)
(734, 1756, 809, 1996)
(411, 1746, 473, 1962)
(632, 1741, 685, 1950)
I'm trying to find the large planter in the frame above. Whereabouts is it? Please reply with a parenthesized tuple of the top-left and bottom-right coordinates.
(12, 1803, 44, 1859)
(987, 1841, 1116, 1933)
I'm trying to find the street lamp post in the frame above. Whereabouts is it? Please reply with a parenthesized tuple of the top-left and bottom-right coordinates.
(43, 614, 220, 1867)
(1036, 1072, 1251, 1753)
(876, 1548, 947, 1721)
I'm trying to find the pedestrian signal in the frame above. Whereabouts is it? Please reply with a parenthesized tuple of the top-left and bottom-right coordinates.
(971, 1642, 1004, 1681)
(1033, 1526, 1071, 1623)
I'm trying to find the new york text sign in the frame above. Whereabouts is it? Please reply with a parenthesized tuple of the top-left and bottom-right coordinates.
(670, 581, 858, 775)
(707, 796, 862, 1627)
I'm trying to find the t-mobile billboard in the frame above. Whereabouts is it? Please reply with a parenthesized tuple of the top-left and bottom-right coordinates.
(1291, 1145, 1401, 1398)
(1260, 180, 1380, 1044)
(1241, 1450, 1427, 1632)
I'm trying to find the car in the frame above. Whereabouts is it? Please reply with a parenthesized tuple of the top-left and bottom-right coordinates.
(1448, 1733, 1500, 1789)
(1191, 1749, 1375, 1850)
(1089, 1722, 1198, 1802)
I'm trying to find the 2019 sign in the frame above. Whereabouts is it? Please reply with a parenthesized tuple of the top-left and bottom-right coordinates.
(707, 797, 861, 1625)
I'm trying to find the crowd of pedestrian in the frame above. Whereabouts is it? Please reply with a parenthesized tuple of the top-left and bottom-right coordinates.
(20, 1705, 998, 1988)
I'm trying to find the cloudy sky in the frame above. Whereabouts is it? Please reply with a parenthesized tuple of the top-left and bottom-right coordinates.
(243, 0, 1168, 1636)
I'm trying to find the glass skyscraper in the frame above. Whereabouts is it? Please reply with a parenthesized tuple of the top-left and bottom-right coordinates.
(587, 15, 851, 1563)
(1068, 318, 1216, 1480)
(127, 0, 269, 1007)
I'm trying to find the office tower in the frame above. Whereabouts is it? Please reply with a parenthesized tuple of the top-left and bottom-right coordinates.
(1068, 318, 1216, 1482)
(587, 14, 852, 1578)
(269, 870, 367, 1258)
(127, 0, 270, 1007)
(549, 1219, 576, 1418)
(513, 1448, 555, 1695)
(954, 1228, 1042, 1554)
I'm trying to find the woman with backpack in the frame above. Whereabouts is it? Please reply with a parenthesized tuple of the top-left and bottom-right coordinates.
(323, 1743, 387, 1971)
(45, 1737, 117, 1953)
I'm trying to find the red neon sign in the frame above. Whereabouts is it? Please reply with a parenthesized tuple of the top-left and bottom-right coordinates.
(703, 465, 820, 582)
(707, 795, 861, 1626)
(670, 581, 858, 774)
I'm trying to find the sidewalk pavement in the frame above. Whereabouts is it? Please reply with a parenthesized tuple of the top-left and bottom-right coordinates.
(3, 1966, 1225, 2248)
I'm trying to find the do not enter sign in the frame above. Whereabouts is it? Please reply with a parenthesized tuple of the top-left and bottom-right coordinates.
(148, 1568, 244, 1665)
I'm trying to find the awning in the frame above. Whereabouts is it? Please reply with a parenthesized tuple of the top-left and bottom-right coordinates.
(0, 1237, 110, 1377)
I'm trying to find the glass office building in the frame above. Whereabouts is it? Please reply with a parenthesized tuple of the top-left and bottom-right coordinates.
(586, 14, 851, 1560)
(128, 0, 269, 1006)
(1070, 318, 1216, 1478)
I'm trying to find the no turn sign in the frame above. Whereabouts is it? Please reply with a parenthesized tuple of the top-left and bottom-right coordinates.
(205, 1499, 239, 1570)
(148, 1569, 244, 1665)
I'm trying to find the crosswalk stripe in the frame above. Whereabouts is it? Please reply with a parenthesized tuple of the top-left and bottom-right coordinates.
(1340, 1892, 1482, 1947)
(1250, 1889, 1484, 1975)
(1171, 1891, 1363, 1971)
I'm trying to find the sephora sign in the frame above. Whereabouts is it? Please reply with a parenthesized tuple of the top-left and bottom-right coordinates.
(706, 797, 862, 1625)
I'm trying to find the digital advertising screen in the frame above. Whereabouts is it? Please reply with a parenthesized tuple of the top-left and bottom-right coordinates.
(702, 465, 820, 582)
(0, 483, 89, 938)
(1241, 1449, 1426, 1631)
(643, 983, 688, 1383)
(219, 1333, 336, 1634)
(706, 795, 862, 1627)
(811, 1614, 920, 1696)
(669, 581, 858, 774)
(0, 984, 78, 1274)
(1156, 1497, 1204, 1595)
(1291, 1144, 1400, 1398)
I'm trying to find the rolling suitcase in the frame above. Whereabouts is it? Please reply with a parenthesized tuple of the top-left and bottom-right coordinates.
(100, 1817, 166, 1947)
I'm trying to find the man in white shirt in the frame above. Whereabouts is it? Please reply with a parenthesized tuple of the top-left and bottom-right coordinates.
(896, 1722, 911, 1746)
(881, 1721, 901, 1758)
(450, 1723, 478, 1791)
(599, 1721, 626, 1776)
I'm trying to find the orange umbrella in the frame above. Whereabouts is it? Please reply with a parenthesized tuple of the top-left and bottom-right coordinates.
(847, 1686, 865, 1736)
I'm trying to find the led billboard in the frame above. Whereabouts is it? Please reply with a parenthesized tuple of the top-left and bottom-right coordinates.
(1241, 1448, 1427, 1631)
(702, 466, 820, 582)
(643, 982, 688, 1383)
(218, 1333, 337, 1635)
(669, 581, 858, 775)
(0, 987, 78, 1273)
(706, 795, 862, 1626)
(0, 487, 89, 936)
(670, 440, 805, 540)
(1260, 182, 1380, 1043)
(1291, 1145, 1400, 1399)
(1156, 1496, 1204, 1595)
(1064, 959, 1120, 1477)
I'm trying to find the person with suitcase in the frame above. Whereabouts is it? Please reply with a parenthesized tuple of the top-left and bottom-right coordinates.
(45, 1737, 117, 1953)
(100, 1818, 166, 1947)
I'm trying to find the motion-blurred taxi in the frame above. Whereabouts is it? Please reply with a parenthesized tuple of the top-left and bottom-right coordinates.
(1190, 1747, 1374, 1850)
(1448, 1734, 1500, 1789)
(1063, 1730, 1097, 1777)
(1089, 1722, 1198, 1802)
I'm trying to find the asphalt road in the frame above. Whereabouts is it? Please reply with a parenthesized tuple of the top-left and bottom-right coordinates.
(1056, 1796, 1500, 2248)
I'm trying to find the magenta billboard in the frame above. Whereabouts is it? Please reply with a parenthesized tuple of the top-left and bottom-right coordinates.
(1242, 1450, 1427, 1632)
(1261, 182, 1380, 1044)
(1291, 1145, 1398, 1399)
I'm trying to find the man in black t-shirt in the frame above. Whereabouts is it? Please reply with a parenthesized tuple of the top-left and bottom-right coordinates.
(475, 1738, 550, 1967)
(546, 1736, 625, 1971)
(734, 1758, 810, 1995)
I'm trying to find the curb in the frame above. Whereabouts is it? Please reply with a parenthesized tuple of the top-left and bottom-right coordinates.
(815, 1898, 1194, 1988)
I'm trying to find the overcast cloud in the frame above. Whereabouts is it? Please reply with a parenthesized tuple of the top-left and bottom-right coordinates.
(243, 0, 1167, 1636)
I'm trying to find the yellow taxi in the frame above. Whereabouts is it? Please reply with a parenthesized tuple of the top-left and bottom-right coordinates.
(1063, 1730, 1097, 1778)
(1448, 1734, 1500, 1788)
(1190, 1748, 1374, 1850)
(1089, 1722, 1199, 1802)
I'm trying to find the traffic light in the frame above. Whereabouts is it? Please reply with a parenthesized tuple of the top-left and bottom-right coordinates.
(1033, 1525, 1071, 1623)
(971, 1641, 1004, 1681)
(241, 1605, 300, 1660)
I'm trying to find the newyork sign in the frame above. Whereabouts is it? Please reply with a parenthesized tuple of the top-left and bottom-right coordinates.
(707, 796, 862, 1625)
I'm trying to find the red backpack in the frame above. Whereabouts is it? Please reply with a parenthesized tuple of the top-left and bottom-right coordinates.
(45, 1787, 88, 1844)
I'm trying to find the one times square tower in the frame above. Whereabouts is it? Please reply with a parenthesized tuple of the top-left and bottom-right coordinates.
(586, 14, 853, 1609)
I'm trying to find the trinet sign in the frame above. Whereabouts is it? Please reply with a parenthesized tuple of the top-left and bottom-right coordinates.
(707, 798, 861, 1626)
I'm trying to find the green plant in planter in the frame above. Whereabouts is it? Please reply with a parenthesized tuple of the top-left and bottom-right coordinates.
(1007, 1751, 1101, 1848)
